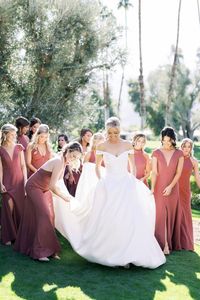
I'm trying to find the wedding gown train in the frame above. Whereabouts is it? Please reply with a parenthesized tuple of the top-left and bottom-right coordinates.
(53, 150, 166, 268)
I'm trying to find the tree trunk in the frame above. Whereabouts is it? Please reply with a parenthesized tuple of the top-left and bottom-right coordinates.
(165, 0, 182, 125)
(138, 0, 145, 130)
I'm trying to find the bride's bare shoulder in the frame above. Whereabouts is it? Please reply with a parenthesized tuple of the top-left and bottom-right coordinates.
(121, 139, 133, 150)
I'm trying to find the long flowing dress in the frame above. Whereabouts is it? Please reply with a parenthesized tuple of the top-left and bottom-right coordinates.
(64, 163, 82, 196)
(28, 147, 51, 177)
(0, 144, 25, 244)
(134, 149, 149, 186)
(179, 157, 194, 250)
(54, 150, 166, 268)
(14, 169, 61, 259)
(152, 149, 183, 251)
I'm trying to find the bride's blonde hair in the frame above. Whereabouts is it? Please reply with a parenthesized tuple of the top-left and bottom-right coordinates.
(0, 124, 17, 146)
(105, 117, 120, 129)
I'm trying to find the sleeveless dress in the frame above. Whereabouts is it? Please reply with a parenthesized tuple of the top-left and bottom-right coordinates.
(14, 168, 61, 259)
(152, 149, 183, 251)
(54, 150, 166, 268)
(17, 135, 29, 151)
(179, 157, 194, 250)
(134, 149, 149, 186)
(28, 147, 51, 177)
(0, 144, 25, 244)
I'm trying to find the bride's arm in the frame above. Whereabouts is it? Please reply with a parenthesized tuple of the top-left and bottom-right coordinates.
(95, 154, 103, 179)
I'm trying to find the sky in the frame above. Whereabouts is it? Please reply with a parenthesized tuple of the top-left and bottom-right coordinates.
(101, 0, 200, 129)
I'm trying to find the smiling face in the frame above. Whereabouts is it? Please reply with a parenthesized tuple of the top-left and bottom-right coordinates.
(181, 141, 193, 157)
(58, 137, 67, 149)
(31, 122, 40, 134)
(38, 133, 48, 144)
(82, 131, 93, 144)
(6, 130, 17, 143)
(134, 137, 146, 150)
(21, 125, 30, 135)
(107, 127, 120, 142)
(162, 136, 174, 150)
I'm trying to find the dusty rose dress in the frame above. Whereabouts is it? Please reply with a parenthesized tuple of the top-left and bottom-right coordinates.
(64, 163, 82, 197)
(134, 149, 149, 186)
(14, 168, 61, 259)
(0, 144, 25, 244)
(17, 134, 29, 151)
(152, 149, 183, 251)
(28, 147, 51, 177)
(179, 157, 194, 250)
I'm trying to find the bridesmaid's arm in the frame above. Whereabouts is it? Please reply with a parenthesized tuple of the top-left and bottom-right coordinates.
(0, 157, 6, 193)
(163, 156, 184, 196)
(192, 159, 200, 188)
(49, 160, 70, 202)
(83, 151, 91, 163)
(26, 143, 37, 173)
(151, 156, 157, 194)
(20, 150, 27, 185)
(143, 154, 151, 182)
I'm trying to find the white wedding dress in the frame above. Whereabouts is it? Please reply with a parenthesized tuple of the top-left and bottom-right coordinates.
(53, 150, 166, 268)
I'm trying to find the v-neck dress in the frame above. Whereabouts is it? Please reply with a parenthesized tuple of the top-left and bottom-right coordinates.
(28, 147, 51, 177)
(152, 149, 183, 251)
(0, 144, 25, 244)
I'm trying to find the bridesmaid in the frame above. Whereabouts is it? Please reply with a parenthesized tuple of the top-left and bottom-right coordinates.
(28, 117, 41, 141)
(57, 134, 69, 152)
(15, 116, 30, 151)
(26, 124, 53, 177)
(64, 128, 93, 196)
(151, 127, 184, 254)
(14, 141, 82, 261)
(179, 138, 200, 251)
(0, 124, 27, 245)
(132, 133, 151, 186)
(84, 132, 105, 163)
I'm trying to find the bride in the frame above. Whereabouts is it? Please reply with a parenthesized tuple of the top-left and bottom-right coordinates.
(54, 117, 166, 268)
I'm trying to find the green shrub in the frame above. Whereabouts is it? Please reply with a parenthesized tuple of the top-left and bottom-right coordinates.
(191, 193, 200, 210)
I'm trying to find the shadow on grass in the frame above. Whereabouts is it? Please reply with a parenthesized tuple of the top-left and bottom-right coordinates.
(0, 234, 200, 300)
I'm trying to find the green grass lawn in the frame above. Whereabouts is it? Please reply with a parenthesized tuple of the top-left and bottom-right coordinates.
(0, 234, 200, 300)
(192, 209, 200, 219)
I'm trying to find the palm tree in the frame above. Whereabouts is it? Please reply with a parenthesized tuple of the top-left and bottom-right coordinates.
(165, 0, 182, 125)
(117, 0, 132, 116)
(138, 0, 145, 130)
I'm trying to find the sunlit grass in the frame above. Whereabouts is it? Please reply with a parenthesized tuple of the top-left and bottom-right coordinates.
(0, 234, 200, 300)
(192, 209, 200, 219)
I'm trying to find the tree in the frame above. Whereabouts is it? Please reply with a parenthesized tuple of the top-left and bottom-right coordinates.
(0, 0, 121, 131)
(165, 0, 182, 125)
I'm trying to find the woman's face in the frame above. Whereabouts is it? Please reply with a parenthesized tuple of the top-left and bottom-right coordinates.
(58, 136, 67, 149)
(181, 142, 192, 156)
(107, 127, 120, 142)
(6, 130, 17, 143)
(82, 131, 93, 144)
(31, 123, 40, 134)
(134, 137, 146, 150)
(162, 136, 174, 150)
(21, 125, 29, 135)
(38, 133, 48, 144)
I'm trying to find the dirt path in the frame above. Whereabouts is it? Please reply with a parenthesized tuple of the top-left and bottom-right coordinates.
(193, 219, 200, 245)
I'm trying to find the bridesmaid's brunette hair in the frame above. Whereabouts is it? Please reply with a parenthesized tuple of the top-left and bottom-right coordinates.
(161, 127, 177, 148)
(15, 116, 30, 135)
(105, 117, 120, 129)
(132, 133, 146, 147)
(62, 141, 83, 156)
(28, 117, 41, 140)
(0, 124, 17, 146)
(79, 128, 93, 147)
(57, 134, 69, 151)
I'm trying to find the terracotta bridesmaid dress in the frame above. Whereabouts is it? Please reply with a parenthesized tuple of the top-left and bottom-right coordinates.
(14, 168, 61, 259)
(152, 149, 183, 251)
(179, 157, 194, 250)
(17, 134, 29, 151)
(28, 147, 51, 177)
(134, 149, 149, 186)
(0, 144, 25, 244)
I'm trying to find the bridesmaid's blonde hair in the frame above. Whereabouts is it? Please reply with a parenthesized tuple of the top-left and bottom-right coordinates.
(181, 138, 194, 156)
(31, 124, 51, 152)
(0, 124, 17, 146)
(132, 133, 146, 147)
